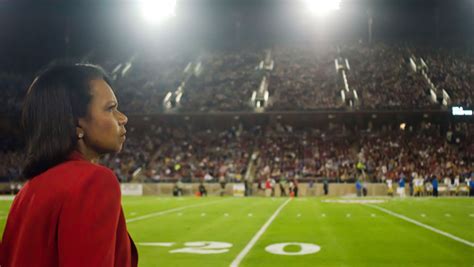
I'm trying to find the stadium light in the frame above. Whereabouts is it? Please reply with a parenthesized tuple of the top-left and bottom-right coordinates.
(140, 0, 177, 24)
(303, 0, 341, 16)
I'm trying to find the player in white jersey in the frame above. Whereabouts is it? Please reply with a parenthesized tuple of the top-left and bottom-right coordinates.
(386, 179, 393, 197)
(414, 176, 424, 196)
(453, 176, 460, 195)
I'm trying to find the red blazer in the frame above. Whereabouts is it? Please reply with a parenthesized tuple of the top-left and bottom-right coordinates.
(0, 152, 138, 267)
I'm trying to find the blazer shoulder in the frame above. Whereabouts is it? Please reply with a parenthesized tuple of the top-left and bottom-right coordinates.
(59, 161, 120, 194)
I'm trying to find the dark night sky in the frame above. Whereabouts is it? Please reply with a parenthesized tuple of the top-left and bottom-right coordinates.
(0, 0, 472, 71)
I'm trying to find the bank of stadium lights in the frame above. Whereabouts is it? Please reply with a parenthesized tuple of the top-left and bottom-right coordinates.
(140, 0, 177, 24)
(303, 0, 341, 16)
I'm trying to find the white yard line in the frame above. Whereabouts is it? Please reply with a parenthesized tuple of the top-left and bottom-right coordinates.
(366, 204, 474, 247)
(126, 199, 230, 223)
(230, 198, 292, 267)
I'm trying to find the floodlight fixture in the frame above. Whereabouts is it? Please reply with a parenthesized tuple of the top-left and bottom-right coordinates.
(140, 0, 177, 24)
(303, 0, 341, 16)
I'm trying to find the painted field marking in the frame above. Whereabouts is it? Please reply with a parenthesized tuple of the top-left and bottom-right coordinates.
(322, 199, 385, 204)
(366, 204, 474, 247)
(170, 241, 232, 254)
(127, 199, 230, 223)
(230, 198, 292, 267)
(137, 242, 175, 247)
(265, 242, 321, 255)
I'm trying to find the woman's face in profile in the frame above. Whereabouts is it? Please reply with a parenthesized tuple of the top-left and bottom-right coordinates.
(78, 79, 128, 156)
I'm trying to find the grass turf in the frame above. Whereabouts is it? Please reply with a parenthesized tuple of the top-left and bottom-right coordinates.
(0, 196, 473, 266)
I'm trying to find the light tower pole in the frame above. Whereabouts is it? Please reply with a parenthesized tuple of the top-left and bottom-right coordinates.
(367, 8, 373, 45)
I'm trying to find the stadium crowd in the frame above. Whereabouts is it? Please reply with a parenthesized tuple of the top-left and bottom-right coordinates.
(341, 43, 436, 109)
(180, 49, 261, 112)
(99, 124, 254, 183)
(0, 43, 472, 192)
(254, 122, 473, 185)
(0, 43, 472, 114)
(417, 47, 474, 107)
(1, 122, 472, 188)
(267, 45, 343, 110)
(111, 53, 192, 114)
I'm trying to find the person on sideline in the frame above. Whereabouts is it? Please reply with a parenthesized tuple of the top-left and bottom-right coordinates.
(469, 176, 474, 197)
(397, 175, 406, 197)
(432, 175, 439, 197)
(264, 177, 272, 197)
(0, 63, 138, 267)
(198, 182, 208, 197)
(323, 178, 329, 196)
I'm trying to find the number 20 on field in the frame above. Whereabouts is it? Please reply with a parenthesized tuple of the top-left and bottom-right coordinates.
(138, 241, 321, 256)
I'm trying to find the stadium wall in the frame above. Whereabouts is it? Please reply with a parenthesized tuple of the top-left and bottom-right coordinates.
(139, 183, 389, 197)
(0, 183, 465, 197)
(0, 183, 387, 196)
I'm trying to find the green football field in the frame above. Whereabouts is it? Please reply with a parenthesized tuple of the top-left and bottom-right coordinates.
(0, 196, 473, 266)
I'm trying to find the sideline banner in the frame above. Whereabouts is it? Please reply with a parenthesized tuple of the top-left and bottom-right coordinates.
(232, 183, 245, 197)
(121, 183, 143, 196)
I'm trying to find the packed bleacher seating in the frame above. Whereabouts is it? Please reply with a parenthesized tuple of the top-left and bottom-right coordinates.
(180, 49, 261, 112)
(0, 43, 472, 114)
(99, 124, 254, 183)
(1, 42, 472, 189)
(415, 47, 473, 107)
(341, 43, 436, 109)
(267, 45, 343, 110)
(254, 122, 473, 183)
(1, 121, 472, 187)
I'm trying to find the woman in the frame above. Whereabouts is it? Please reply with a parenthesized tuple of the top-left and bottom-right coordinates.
(0, 63, 138, 266)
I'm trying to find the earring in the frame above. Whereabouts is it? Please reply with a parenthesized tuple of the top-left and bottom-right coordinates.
(78, 133, 84, 139)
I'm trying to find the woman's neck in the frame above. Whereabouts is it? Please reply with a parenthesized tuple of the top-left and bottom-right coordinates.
(76, 142, 100, 163)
